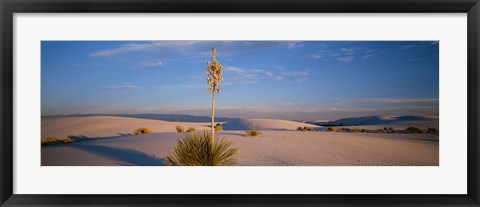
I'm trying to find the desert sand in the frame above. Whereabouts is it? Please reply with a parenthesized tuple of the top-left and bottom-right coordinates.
(41, 116, 438, 166)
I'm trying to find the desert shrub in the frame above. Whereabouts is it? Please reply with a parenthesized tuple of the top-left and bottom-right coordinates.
(326, 127, 337, 132)
(62, 137, 75, 143)
(215, 124, 223, 131)
(427, 127, 438, 133)
(166, 131, 239, 166)
(297, 126, 313, 131)
(41, 137, 59, 146)
(303, 126, 313, 131)
(361, 129, 366, 133)
(406, 126, 423, 134)
(384, 127, 396, 133)
(175, 125, 185, 133)
(245, 129, 262, 137)
(375, 128, 385, 133)
(134, 127, 152, 135)
(186, 127, 196, 132)
(41, 137, 75, 145)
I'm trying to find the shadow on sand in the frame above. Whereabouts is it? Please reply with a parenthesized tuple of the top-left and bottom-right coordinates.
(71, 144, 166, 166)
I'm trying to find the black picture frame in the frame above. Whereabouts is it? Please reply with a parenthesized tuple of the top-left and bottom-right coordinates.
(1, 0, 479, 206)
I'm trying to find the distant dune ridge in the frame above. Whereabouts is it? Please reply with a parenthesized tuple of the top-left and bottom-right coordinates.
(41, 116, 319, 138)
(222, 119, 319, 130)
(310, 115, 439, 129)
(41, 116, 212, 138)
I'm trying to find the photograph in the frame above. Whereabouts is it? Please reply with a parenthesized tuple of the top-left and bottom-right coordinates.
(41, 40, 439, 166)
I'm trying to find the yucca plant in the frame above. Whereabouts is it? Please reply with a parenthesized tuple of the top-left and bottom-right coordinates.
(245, 122, 261, 137)
(205, 48, 224, 143)
(166, 131, 239, 166)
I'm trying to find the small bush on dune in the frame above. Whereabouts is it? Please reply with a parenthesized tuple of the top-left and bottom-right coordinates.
(384, 127, 396, 133)
(297, 126, 313, 131)
(134, 127, 152, 135)
(41, 137, 59, 146)
(245, 129, 261, 137)
(427, 127, 438, 133)
(175, 125, 185, 132)
(326, 127, 337, 132)
(186, 127, 196, 132)
(215, 124, 223, 131)
(303, 126, 313, 131)
(62, 137, 74, 143)
(406, 126, 423, 134)
(166, 131, 239, 166)
(42, 137, 75, 145)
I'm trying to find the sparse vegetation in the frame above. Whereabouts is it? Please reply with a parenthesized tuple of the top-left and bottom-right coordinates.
(406, 126, 423, 134)
(427, 127, 438, 133)
(134, 127, 152, 135)
(166, 131, 239, 166)
(326, 127, 337, 132)
(186, 127, 196, 132)
(245, 123, 261, 137)
(215, 124, 223, 131)
(41, 137, 59, 145)
(384, 127, 396, 133)
(62, 137, 74, 143)
(41, 137, 75, 146)
(175, 125, 185, 133)
(297, 126, 313, 131)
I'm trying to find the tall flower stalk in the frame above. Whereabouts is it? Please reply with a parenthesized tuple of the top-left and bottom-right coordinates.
(205, 48, 223, 143)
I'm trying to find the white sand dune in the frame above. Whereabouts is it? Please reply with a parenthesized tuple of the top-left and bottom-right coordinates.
(41, 116, 320, 138)
(41, 116, 211, 138)
(41, 116, 438, 166)
(222, 119, 319, 130)
(42, 130, 439, 166)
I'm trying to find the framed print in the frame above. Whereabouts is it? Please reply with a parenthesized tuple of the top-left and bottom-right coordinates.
(1, 0, 479, 206)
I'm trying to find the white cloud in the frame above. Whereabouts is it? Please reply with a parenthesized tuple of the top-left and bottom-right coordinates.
(336, 56, 354, 63)
(134, 60, 163, 68)
(287, 42, 303, 49)
(353, 97, 439, 104)
(341, 47, 355, 54)
(90, 41, 199, 57)
(400, 45, 417, 49)
(101, 84, 142, 89)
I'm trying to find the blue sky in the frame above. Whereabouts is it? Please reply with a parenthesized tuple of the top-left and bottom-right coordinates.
(41, 41, 439, 120)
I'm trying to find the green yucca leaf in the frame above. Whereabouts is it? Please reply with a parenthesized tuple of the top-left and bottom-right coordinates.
(166, 131, 239, 166)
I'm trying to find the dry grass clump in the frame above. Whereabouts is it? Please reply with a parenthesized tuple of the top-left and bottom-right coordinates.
(41, 137, 59, 146)
(337, 128, 359, 133)
(62, 137, 74, 143)
(405, 126, 423, 134)
(41, 137, 75, 146)
(186, 127, 196, 132)
(175, 125, 185, 133)
(297, 126, 313, 131)
(134, 127, 152, 135)
(427, 127, 438, 133)
(166, 131, 239, 166)
(384, 127, 396, 133)
(245, 129, 261, 137)
(215, 124, 223, 131)
(326, 127, 337, 132)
